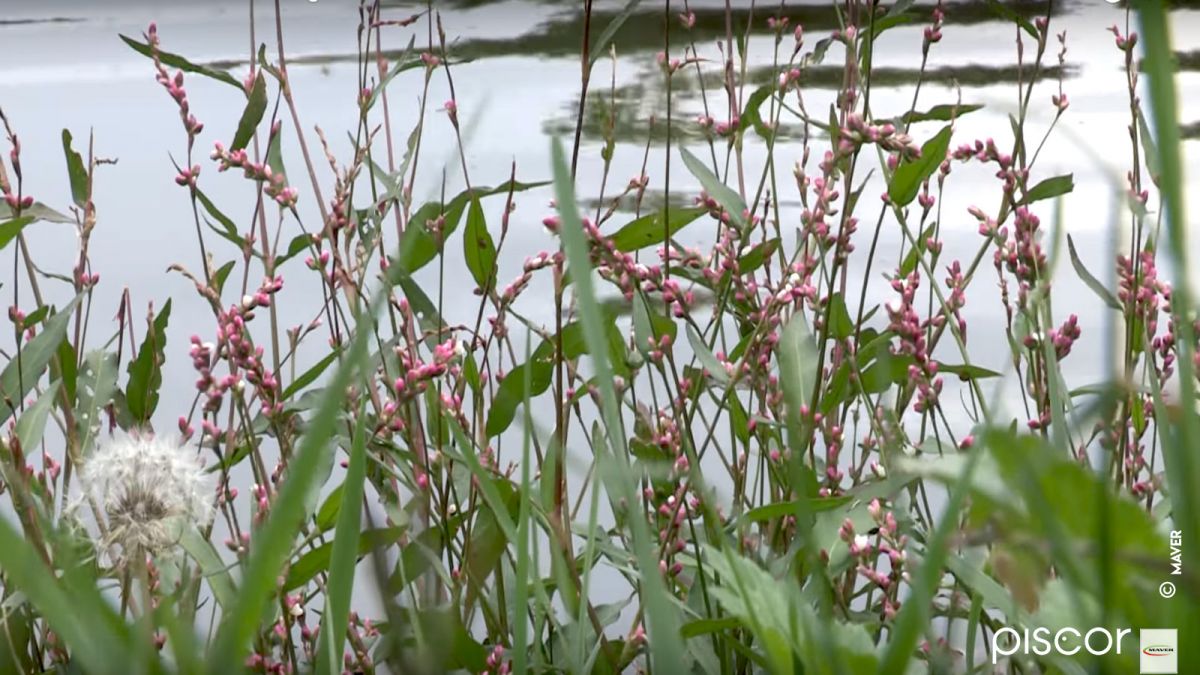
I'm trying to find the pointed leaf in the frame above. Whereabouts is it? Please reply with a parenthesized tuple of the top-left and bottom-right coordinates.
(1067, 235, 1122, 310)
(0, 296, 80, 427)
(61, 130, 88, 208)
(0, 216, 35, 250)
(231, 73, 268, 152)
(899, 103, 984, 125)
(680, 148, 747, 230)
(1020, 173, 1074, 205)
(462, 197, 497, 291)
(120, 34, 242, 88)
(125, 299, 172, 423)
(889, 125, 952, 206)
(610, 207, 705, 252)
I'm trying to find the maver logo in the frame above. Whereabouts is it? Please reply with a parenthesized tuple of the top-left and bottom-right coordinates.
(1139, 629, 1177, 674)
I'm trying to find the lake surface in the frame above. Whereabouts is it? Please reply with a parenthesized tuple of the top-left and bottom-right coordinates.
(1, 0, 1199, 486)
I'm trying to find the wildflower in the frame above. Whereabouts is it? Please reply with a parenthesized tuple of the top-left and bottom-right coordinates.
(76, 432, 211, 564)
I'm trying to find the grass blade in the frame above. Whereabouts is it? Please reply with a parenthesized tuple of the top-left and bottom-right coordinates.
(207, 291, 381, 673)
(552, 137, 684, 671)
(315, 397, 369, 675)
(1136, 0, 1200, 641)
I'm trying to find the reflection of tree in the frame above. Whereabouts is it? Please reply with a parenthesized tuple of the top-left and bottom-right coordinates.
(441, 1, 1055, 61)
(542, 60, 1071, 146)
(209, 1, 1057, 68)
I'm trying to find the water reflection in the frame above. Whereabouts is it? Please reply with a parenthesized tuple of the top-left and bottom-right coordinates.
(199, 1, 1061, 68)
(543, 61, 1071, 143)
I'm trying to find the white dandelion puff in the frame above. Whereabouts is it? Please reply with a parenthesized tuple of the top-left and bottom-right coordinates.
(76, 432, 212, 564)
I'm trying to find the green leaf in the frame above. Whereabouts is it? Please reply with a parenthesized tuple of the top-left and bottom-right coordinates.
(737, 238, 779, 274)
(0, 202, 72, 224)
(283, 350, 341, 400)
(398, 181, 548, 274)
(276, 233, 312, 266)
(632, 293, 677, 357)
(552, 137, 683, 671)
(208, 269, 383, 673)
(61, 129, 89, 208)
(588, 0, 643, 66)
(195, 189, 247, 251)
(393, 270, 446, 339)
(610, 207, 706, 252)
(125, 299, 171, 424)
(827, 292, 854, 340)
(465, 485, 518, 583)
(1138, 2, 1200, 626)
(179, 526, 238, 610)
(681, 616, 743, 640)
(887, 0, 918, 17)
(777, 312, 817, 416)
(51, 339, 75, 416)
(484, 322, 589, 437)
(806, 36, 834, 66)
(363, 37, 418, 111)
(0, 216, 35, 250)
(390, 521, 458, 593)
(1067, 235, 1122, 310)
(231, 72, 268, 152)
(120, 34, 242, 88)
(213, 260, 237, 296)
(881, 435, 987, 672)
(899, 103, 983, 125)
(741, 496, 853, 523)
(868, 13, 916, 40)
(462, 197, 497, 291)
(935, 362, 1002, 381)
(315, 399, 369, 675)
(703, 547, 798, 675)
(1020, 173, 1074, 205)
(1136, 107, 1161, 182)
(984, 0, 1038, 39)
(687, 324, 729, 385)
(15, 381, 60, 452)
(741, 85, 776, 140)
(889, 125, 951, 206)
(0, 518, 133, 675)
(314, 484, 343, 532)
(0, 296, 79, 428)
(75, 350, 118, 452)
(900, 223, 938, 276)
(680, 147, 747, 230)
(486, 357, 550, 438)
(0, 605, 35, 674)
(284, 528, 404, 592)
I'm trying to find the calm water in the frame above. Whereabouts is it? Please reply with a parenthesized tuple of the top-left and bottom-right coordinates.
(3, 2, 1198, 421)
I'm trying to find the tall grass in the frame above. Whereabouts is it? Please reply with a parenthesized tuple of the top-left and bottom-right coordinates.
(0, 0, 1195, 672)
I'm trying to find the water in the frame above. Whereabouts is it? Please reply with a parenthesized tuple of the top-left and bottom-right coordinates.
(2, 2, 1198, 421)
(2, 0, 1199, 656)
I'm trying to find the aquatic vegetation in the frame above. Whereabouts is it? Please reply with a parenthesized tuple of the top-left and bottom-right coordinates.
(0, 0, 1195, 673)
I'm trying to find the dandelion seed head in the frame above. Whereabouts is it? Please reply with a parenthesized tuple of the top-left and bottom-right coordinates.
(77, 432, 211, 563)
